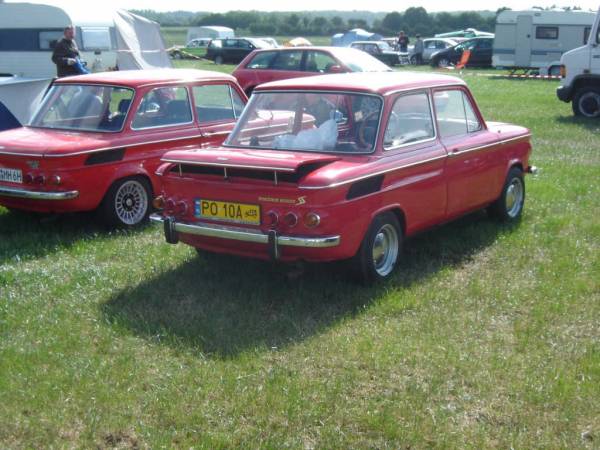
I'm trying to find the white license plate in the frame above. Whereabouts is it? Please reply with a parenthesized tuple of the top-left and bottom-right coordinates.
(0, 168, 22, 184)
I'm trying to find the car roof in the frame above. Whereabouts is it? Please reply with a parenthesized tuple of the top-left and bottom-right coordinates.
(255, 71, 465, 95)
(55, 69, 237, 88)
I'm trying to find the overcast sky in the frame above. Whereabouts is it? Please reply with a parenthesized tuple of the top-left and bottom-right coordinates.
(18, 0, 600, 14)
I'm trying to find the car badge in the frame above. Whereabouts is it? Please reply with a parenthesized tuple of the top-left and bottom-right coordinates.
(297, 196, 307, 205)
(26, 160, 40, 169)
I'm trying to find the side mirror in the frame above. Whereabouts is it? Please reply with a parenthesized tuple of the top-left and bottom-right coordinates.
(326, 64, 344, 74)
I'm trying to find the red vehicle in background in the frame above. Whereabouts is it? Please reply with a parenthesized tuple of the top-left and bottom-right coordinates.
(232, 46, 392, 97)
(151, 72, 535, 283)
(0, 69, 247, 226)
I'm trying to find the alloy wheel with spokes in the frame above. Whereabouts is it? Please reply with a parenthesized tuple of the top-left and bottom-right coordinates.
(100, 176, 152, 227)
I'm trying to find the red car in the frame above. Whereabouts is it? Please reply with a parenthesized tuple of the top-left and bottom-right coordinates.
(0, 69, 247, 226)
(232, 46, 392, 96)
(151, 72, 535, 283)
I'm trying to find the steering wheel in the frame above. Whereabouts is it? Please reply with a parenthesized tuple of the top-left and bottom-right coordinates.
(357, 110, 380, 148)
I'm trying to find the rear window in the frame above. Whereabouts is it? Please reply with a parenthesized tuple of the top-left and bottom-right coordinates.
(246, 51, 277, 69)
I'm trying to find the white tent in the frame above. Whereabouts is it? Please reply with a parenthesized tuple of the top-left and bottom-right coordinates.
(114, 10, 172, 70)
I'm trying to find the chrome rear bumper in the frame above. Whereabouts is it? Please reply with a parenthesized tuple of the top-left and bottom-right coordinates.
(150, 214, 340, 258)
(0, 185, 79, 200)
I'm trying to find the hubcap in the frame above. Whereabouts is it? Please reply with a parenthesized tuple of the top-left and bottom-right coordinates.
(371, 223, 399, 277)
(114, 180, 148, 225)
(505, 177, 524, 218)
(579, 92, 600, 118)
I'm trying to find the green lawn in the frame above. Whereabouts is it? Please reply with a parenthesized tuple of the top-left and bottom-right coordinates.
(0, 68, 599, 448)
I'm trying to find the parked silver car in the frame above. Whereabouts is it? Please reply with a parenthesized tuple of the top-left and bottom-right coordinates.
(409, 38, 458, 64)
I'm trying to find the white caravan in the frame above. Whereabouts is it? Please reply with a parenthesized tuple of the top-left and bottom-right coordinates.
(493, 9, 596, 76)
(0, 2, 118, 78)
(556, 7, 600, 117)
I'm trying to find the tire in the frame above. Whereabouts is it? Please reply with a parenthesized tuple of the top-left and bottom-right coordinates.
(572, 87, 600, 118)
(488, 167, 525, 222)
(548, 65, 561, 77)
(409, 55, 416, 65)
(172, 52, 182, 60)
(437, 57, 450, 68)
(352, 212, 402, 284)
(100, 176, 152, 227)
(214, 55, 224, 65)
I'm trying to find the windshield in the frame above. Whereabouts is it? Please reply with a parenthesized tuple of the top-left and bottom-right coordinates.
(225, 91, 383, 154)
(378, 41, 392, 51)
(334, 48, 393, 72)
(30, 84, 134, 132)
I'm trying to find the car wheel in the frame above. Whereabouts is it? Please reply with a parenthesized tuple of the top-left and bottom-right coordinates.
(214, 55, 224, 65)
(409, 55, 416, 65)
(488, 167, 525, 222)
(572, 87, 600, 118)
(548, 65, 561, 77)
(352, 212, 402, 284)
(437, 57, 450, 68)
(100, 176, 151, 227)
(172, 51, 182, 60)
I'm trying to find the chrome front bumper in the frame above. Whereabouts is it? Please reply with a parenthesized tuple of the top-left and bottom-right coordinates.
(150, 214, 340, 258)
(0, 185, 79, 200)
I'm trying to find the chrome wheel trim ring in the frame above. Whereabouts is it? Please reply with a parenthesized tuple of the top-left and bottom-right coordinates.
(372, 223, 399, 277)
(114, 180, 148, 225)
(505, 177, 524, 218)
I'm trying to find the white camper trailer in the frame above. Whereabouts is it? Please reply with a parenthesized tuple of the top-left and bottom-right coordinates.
(186, 26, 234, 43)
(0, 2, 118, 78)
(493, 9, 596, 76)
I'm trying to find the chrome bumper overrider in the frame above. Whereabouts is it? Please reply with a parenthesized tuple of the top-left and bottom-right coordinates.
(150, 214, 340, 258)
(0, 186, 79, 200)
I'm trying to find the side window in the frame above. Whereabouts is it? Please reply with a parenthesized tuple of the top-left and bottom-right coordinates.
(433, 89, 481, 138)
(584, 27, 591, 45)
(246, 51, 277, 69)
(132, 86, 192, 129)
(384, 92, 435, 149)
(437, 41, 448, 49)
(193, 84, 243, 124)
(39, 30, 63, 50)
(80, 27, 111, 50)
(536, 26, 559, 40)
(270, 51, 303, 71)
(304, 51, 338, 72)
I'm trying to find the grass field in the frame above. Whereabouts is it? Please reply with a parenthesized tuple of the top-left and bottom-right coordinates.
(1, 65, 599, 448)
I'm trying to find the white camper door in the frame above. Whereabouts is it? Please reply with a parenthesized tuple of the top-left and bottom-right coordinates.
(515, 15, 533, 67)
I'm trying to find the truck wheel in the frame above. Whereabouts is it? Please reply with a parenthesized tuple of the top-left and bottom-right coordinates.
(572, 87, 600, 118)
(100, 176, 152, 227)
(214, 55, 224, 65)
(352, 212, 402, 284)
(488, 167, 525, 222)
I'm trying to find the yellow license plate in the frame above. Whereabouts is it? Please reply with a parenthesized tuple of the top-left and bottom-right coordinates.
(195, 199, 260, 225)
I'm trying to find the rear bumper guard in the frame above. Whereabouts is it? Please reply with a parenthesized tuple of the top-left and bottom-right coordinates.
(0, 186, 79, 200)
(150, 214, 341, 259)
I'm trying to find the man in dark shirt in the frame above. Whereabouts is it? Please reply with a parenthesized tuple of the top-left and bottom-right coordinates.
(397, 31, 410, 53)
(51, 26, 81, 77)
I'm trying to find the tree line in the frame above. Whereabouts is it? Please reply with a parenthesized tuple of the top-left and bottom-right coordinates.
(131, 8, 502, 37)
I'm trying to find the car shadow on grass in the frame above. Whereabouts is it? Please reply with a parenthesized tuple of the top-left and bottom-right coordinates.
(102, 211, 519, 359)
(0, 208, 148, 265)
(555, 115, 600, 131)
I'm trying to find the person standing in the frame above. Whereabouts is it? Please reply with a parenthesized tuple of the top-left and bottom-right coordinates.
(51, 26, 84, 77)
(397, 30, 410, 53)
(413, 34, 424, 65)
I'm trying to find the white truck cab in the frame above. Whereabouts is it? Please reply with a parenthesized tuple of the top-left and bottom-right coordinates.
(557, 7, 600, 117)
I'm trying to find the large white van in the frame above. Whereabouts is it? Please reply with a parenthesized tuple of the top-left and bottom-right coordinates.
(556, 8, 600, 117)
(0, 2, 117, 78)
(493, 9, 596, 76)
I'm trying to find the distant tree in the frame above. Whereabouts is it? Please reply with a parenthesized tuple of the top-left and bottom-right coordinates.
(347, 19, 368, 29)
(330, 16, 346, 33)
(381, 12, 403, 34)
(310, 17, 329, 35)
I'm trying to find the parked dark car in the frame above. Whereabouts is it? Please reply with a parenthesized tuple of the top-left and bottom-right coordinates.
(430, 37, 494, 68)
(205, 38, 272, 65)
(350, 41, 402, 66)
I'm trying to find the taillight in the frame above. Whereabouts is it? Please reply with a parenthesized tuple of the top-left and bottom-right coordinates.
(50, 175, 61, 185)
(266, 210, 279, 225)
(153, 195, 165, 210)
(165, 198, 176, 214)
(283, 212, 298, 227)
(34, 174, 45, 185)
(176, 201, 188, 215)
(24, 173, 34, 184)
(304, 212, 321, 228)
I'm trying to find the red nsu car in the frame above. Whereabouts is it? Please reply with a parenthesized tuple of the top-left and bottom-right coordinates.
(151, 72, 535, 283)
(0, 69, 247, 227)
